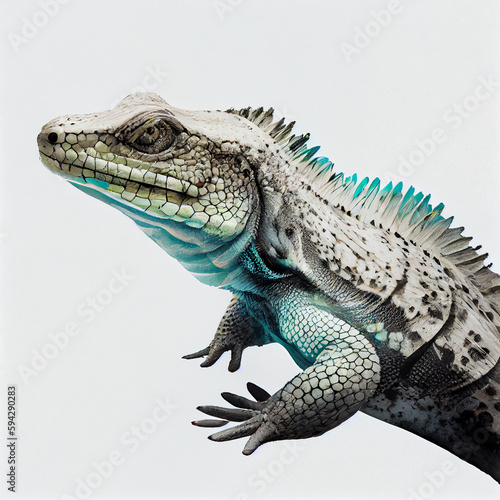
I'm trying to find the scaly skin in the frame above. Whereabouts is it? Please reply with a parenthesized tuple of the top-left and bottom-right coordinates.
(37, 93, 500, 482)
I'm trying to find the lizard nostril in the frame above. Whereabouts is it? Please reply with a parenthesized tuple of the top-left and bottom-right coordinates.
(48, 132, 58, 144)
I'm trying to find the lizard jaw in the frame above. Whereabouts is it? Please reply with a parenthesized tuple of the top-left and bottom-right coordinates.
(37, 132, 240, 235)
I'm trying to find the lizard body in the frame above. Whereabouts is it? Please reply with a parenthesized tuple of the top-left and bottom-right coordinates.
(37, 93, 500, 482)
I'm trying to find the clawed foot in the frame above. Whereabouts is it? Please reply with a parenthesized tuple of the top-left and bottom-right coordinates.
(182, 340, 245, 372)
(192, 382, 279, 455)
(189, 341, 378, 455)
(182, 296, 268, 372)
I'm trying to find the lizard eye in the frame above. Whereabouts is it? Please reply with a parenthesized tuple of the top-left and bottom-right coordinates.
(126, 120, 177, 154)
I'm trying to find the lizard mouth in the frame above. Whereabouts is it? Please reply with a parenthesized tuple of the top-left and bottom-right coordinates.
(37, 123, 247, 238)
(38, 140, 213, 229)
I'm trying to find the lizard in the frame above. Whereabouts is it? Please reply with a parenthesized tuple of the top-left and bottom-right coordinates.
(37, 92, 500, 483)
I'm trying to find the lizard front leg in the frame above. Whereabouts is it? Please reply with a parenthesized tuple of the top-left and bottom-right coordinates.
(183, 296, 270, 372)
(194, 335, 381, 454)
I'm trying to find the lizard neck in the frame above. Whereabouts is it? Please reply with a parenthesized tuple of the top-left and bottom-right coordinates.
(135, 207, 260, 289)
(70, 181, 259, 288)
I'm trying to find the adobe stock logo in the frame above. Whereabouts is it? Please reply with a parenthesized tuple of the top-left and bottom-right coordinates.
(109, 65, 170, 109)
(7, 0, 73, 53)
(236, 442, 307, 499)
(407, 461, 457, 500)
(61, 397, 179, 500)
(340, 0, 405, 63)
(213, 0, 244, 21)
(384, 75, 500, 184)
(17, 269, 134, 385)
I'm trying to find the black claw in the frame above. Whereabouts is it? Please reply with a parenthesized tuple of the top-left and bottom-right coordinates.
(200, 347, 226, 367)
(200, 358, 214, 367)
(221, 392, 261, 410)
(182, 347, 210, 360)
(208, 418, 262, 442)
(228, 348, 242, 372)
(228, 360, 240, 373)
(192, 419, 229, 428)
(247, 382, 271, 402)
(197, 405, 256, 422)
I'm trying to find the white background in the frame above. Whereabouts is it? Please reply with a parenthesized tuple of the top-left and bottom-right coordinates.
(1, 1, 500, 499)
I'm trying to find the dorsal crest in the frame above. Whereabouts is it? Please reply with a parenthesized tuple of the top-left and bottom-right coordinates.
(227, 106, 496, 284)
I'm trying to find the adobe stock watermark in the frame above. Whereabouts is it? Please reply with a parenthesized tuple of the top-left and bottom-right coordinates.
(17, 269, 134, 385)
(384, 74, 499, 184)
(7, 0, 73, 53)
(407, 460, 457, 500)
(235, 441, 307, 499)
(213, 0, 245, 21)
(273, 105, 297, 125)
(60, 396, 179, 500)
(110, 65, 170, 108)
(340, 0, 405, 63)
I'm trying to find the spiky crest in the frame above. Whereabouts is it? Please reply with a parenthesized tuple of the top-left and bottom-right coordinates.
(227, 106, 498, 302)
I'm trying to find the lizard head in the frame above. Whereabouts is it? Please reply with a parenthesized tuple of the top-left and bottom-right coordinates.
(37, 93, 319, 285)
(36, 93, 277, 247)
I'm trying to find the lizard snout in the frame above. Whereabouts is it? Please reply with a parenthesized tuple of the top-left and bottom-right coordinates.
(37, 127, 63, 154)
